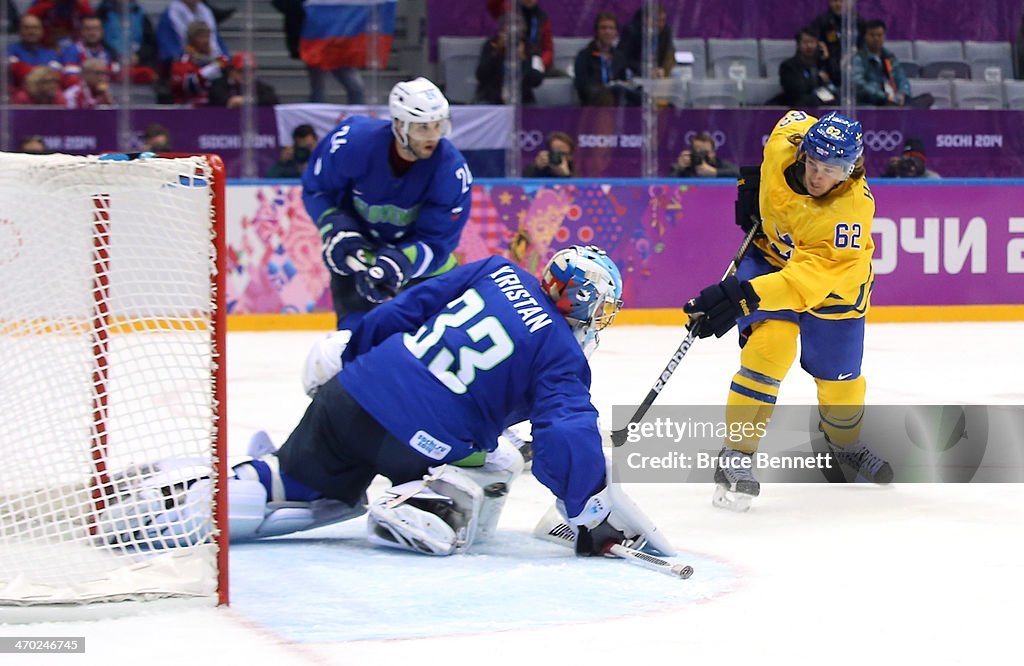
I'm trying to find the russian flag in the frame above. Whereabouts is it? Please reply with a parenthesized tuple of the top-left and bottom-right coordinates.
(300, 0, 397, 70)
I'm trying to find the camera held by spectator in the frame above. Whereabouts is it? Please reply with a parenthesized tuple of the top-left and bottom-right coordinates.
(267, 123, 319, 179)
(670, 132, 739, 178)
(882, 138, 940, 179)
(524, 131, 576, 178)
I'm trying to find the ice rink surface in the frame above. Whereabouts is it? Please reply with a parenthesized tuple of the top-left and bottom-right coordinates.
(4, 322, 1023, 665)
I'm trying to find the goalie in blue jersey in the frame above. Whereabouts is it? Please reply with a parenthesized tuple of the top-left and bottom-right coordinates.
(96, 247, 674, 558)
(302, 76, 473, 329)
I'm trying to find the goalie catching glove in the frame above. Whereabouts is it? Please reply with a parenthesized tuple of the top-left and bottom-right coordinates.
(565, 482, 675, 557)
(354, 246, 412, 304)
(301, 329, 352, 397)
(684, 275, 760, 339)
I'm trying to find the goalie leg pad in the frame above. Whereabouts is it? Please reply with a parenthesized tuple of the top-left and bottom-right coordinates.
(366, 438, 524, 556)
(456, 437, 524, 544)
(94, 457, 214, 549)
(228, 476, 367, 542)
(366, 464, 488, 555)
(367, 498, 460, 556)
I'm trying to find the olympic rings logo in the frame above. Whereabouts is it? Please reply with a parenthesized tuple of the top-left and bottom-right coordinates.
(517, 130, 545, 152)
(862, 130, 904, 152)
(683, 130, 727, 148)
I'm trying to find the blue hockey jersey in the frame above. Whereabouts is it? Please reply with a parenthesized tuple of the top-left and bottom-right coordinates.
(339, 256, 606, 518)
(302, 115, 472, 278)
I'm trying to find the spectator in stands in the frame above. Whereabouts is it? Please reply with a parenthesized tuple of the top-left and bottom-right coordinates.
(485, 0, 554, 75)
(141, 122, 171, 152)
(669, 132, 739, 178)
(523, 131, 576, 177)
(95, 0, 160, 80)
(26, 0, 94, 50)
(207, 51, 280, 107)
(8, 14, 61, 91)
(485, 1, 554, 73)
(474, 15, 544, 104)
(573, 11, 640, 106)
(618, 4, 674, 79)
(852, 19, 912, 107)
(771, 26, 836, 107)
(267, 124, 319, 179)
(169, 20, 228, 106)
(809, 0, 864, 90)
(10, 64, 67, 105)
(60, 16, 117, 84)
(65, 56, 114, 108)
(299, 1, 378, 105)
(271, 0, 304, 63)
(882, 138, 940, 179)
(157, 0, 229, 65)
(520, 0, 553, 75)
(19, 135, 49, 154)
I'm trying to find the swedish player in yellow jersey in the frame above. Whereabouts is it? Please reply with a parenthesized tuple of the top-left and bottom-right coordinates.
(684, 110, 893, 511)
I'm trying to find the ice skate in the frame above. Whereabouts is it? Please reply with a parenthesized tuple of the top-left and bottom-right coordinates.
(830, 440, 894, 485)
(712, 447, 760, 512)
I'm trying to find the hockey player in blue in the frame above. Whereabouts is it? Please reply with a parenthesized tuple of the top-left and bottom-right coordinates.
(302, 76, 473, 328)
(95, 247, 674, 558)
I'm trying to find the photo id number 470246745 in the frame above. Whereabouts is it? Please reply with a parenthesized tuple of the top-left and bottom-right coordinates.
(0, 637, 85, 654)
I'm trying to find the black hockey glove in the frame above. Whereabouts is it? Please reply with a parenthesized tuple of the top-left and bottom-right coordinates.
(735, 165, 762, 233)
(575, 516, 626, 557)
(321, 214, 373, 276)
(355, 247, 412, 304)
(684, 275, 760, 339)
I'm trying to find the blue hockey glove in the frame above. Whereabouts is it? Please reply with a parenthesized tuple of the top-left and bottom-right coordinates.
(355, 247, 412, 304)
(321, 214, 373, 276)
(683, 275, 760, 339)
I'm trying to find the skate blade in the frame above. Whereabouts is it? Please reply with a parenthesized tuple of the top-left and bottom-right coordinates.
(712, 484, 753, 512)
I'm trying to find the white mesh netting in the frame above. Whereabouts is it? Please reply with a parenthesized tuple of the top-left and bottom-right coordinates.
(0, 153, 222, 609)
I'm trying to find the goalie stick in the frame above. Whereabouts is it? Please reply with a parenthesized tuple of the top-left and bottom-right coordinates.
(610, 221, 762, 447)
(533, 507, 693, 579)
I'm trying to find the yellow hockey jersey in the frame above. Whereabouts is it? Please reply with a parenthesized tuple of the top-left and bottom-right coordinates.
(751, 110, 875, 320)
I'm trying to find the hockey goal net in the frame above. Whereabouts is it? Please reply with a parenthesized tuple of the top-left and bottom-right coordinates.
(0, 153, 227, 616)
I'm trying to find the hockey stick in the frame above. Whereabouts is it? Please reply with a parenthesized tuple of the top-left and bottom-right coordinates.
(610, 221, 762, 447)
(533, 507, 693, 579)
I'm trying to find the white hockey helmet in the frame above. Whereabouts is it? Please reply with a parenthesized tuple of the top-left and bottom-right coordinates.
(389, 77, 452, 150)
(541, 245, 623, 356)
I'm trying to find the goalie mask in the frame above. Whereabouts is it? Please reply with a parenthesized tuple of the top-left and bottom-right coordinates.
(541, 245, 623, 357)
(389, 77, 452, 152)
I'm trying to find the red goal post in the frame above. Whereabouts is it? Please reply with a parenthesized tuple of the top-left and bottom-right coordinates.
(0, 152, 228, 620)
